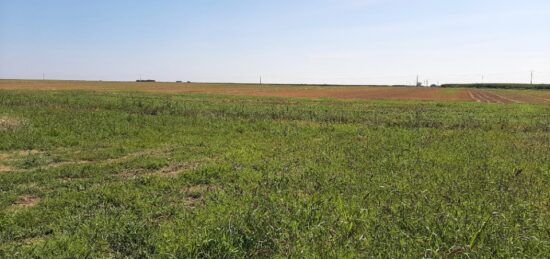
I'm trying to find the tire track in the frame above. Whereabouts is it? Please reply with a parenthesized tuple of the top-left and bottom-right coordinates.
(469, 90, 492, 103)
(467, 90, 520, 104)
(489, 92, 521, 103)
(478, 91, 504, 103)
(468, 90, 482, 102)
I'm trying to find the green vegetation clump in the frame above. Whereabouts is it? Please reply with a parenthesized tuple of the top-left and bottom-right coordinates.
(441, 83, 550, 90)
(0, 90, 549, 257)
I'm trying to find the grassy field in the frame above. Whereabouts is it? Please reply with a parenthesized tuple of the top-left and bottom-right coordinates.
(0, 89, 549, 257)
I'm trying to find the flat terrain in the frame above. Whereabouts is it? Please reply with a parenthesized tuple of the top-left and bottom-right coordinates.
(0, 82, 549, 257)
(1, 80, 549, 104)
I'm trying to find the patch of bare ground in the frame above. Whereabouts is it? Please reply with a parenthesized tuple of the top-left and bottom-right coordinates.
(10, 195, 40, 210)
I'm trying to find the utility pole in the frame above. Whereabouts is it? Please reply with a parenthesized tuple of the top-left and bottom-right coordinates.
(530, 70, 534, 84)
(416, 75, 419, 87)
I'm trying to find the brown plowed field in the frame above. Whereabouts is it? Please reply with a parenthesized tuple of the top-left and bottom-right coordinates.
(467, 89, 550, 104)
(1, 80, 548, 104)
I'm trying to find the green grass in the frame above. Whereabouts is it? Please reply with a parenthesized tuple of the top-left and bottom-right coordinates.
(0, 90, 549, 258)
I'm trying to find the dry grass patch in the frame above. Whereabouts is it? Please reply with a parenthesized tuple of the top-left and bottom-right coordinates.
(119, 161, 204, 179)
(45, 160, 90, 169)
(0, 164, 17, 173)
(10, 195, 40, 210)
(0, 153, 11, 161)
(150, 161, 203, 177)
(0, 115, 26, 131)
(0, 150, 41, 161)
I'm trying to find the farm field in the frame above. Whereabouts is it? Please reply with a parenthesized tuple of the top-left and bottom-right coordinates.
(0, 84, 549, 257)
(2, 79, 549, 104)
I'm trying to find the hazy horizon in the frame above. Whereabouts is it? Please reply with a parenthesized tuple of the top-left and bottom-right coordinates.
(1, 0, 550, 85)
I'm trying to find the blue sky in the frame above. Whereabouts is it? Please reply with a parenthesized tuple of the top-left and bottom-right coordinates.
(1, 0, 549, 84)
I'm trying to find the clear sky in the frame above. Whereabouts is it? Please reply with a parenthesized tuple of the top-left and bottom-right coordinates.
(1, 0, 549, 85)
